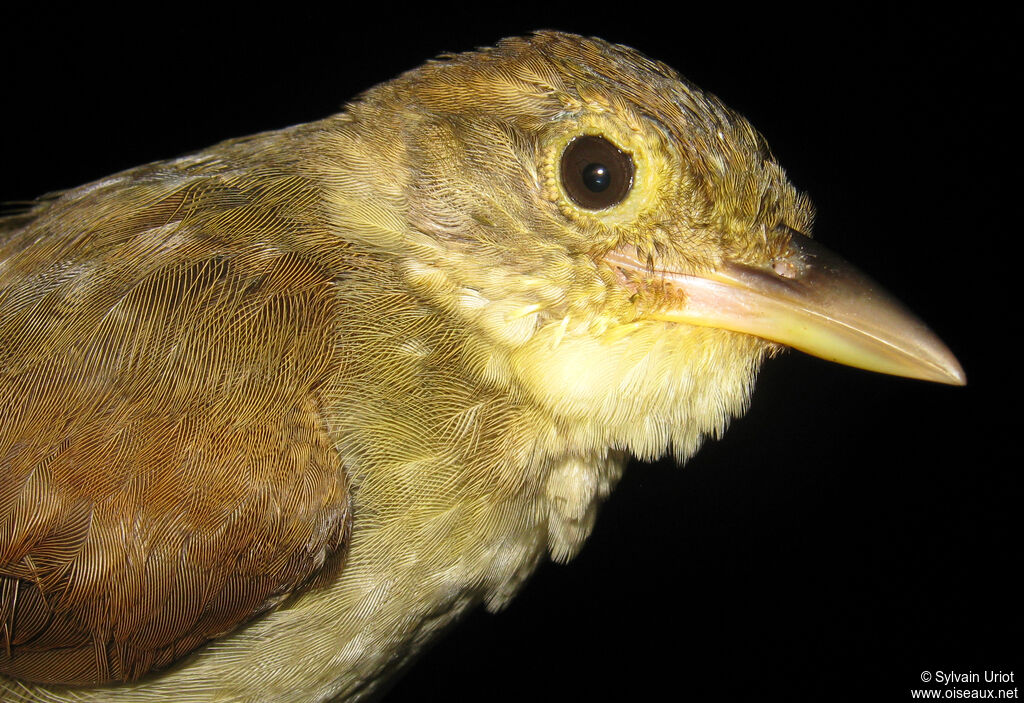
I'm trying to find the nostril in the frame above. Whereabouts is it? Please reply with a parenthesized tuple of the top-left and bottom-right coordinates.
(772, 258, 799, 279)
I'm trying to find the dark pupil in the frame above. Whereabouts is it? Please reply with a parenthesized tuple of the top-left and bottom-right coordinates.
(582, 163, 610, 192)
(560, 135, 634, 210)
(581, 164, 610, 193)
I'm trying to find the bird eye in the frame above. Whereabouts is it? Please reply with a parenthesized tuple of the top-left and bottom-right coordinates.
(560, 135, 634, 210)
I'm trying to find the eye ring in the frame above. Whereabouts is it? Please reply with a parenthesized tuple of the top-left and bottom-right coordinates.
(560, 135, 634, 210)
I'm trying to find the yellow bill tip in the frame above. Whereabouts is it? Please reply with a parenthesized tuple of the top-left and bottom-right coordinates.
(607, 231, 966, 386)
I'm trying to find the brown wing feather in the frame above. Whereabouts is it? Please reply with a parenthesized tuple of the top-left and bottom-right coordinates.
(0, 150, 351, 684)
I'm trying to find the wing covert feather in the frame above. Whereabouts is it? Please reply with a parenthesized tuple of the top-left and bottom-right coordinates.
(0, 152, 351, 685)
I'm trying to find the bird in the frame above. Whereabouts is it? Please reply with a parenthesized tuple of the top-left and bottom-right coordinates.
(0, 31, 964, 702)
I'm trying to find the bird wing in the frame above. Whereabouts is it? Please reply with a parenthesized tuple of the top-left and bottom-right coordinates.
(0, 151, 351, 685)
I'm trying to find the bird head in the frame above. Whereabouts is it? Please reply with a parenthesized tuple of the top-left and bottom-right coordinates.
(320, 32, 964, 463)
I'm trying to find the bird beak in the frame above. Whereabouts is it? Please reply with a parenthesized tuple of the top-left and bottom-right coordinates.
(605, 229, 966, 385)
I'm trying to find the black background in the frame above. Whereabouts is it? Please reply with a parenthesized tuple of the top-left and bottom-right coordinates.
(1, 7, 1015, 702)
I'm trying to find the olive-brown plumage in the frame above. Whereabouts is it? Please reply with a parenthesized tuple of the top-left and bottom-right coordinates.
(0, 33, 961, 702)
(0, 137, 353, 684)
